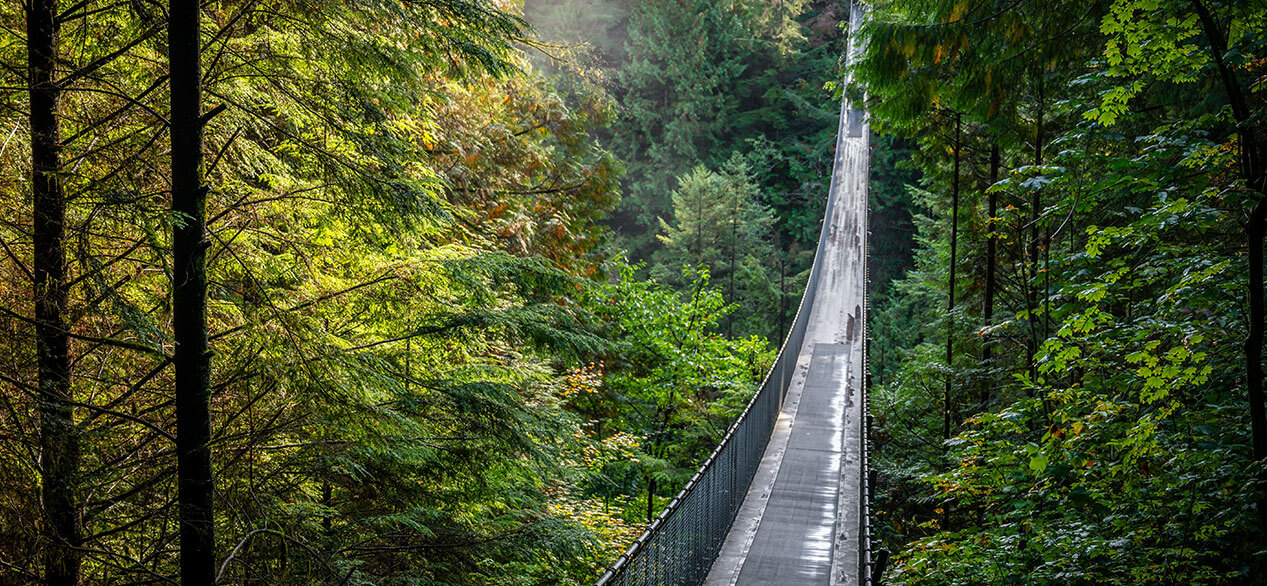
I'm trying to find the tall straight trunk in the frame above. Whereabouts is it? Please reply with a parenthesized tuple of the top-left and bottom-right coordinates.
(170, 2, 216, 584)
(982, 143, 999, 403)
(645, 395, 674, 524)
(776, 233, 787, 343)
(646, 477, 656, 524)
(1192, 0, 1267, 538)
(1028, 76, 1045, 376)
(728, 204, 737, 338)
(28, 2, 81, 583)
(984, 143, 999, 353)
(1031, 78, 1043, 267)
(944, 114, 961, 444)
(1248, 200, 1267, 532)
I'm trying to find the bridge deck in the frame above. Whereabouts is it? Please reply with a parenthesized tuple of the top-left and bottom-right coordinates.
(702, 73, 869, 586)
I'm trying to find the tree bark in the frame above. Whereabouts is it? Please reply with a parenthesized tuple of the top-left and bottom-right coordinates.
(1192, 0, 1267, 539)
(983, 142, 1000, 404)
(28, 1, 81, 583)
(646, 477, 656, 524)
(776, 232, 787, 344)
(944, 114, 961, 444)
(1247, 200, 1267, 534)
(170, 2, 216, 584)
(728, 197, 738, 338)
(1027, 74, 1045, 379)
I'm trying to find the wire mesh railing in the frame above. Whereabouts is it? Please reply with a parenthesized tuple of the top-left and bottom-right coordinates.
(860, 114, 874, 585)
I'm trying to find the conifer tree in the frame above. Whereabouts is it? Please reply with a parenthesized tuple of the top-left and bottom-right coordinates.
(168, 1, 216, 583)
(653, 159, 778, 339)
(26, 0, 78, 582)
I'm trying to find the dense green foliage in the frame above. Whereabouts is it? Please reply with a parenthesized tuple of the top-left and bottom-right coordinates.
(19, 0, 1262, 583)
(0, 0, 845, 582)
(651, 158, 780, 338)
(856, 0, 1267, 583)
(0, 0, 633, 581)
(581, 265, 774, 524)
(527, 0, 846, 343)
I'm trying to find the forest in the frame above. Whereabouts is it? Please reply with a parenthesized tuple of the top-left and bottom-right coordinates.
(856, 0, 1267, 583)
(0, 0, 1263, 584)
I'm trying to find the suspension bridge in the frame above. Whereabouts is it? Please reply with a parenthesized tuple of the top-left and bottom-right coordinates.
(595, 4, 882, 585)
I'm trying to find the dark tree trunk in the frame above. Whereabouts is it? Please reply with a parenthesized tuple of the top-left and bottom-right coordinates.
(646, 390, 675, 524)
(1031, 78, 1043, 267)
(646, 477, 656, 524)
(944, 115, 961, 444)
(728, 204, 737, 338)
(28, 1, 81, 583)
(1248, 200, 1267, 533)
(1192, 0, 1267, 539)
(983, 143, 1000, 403)
(776, 232, 787, 344)
(170, 2, 216, 584)
(1028, 75, 1045, 378)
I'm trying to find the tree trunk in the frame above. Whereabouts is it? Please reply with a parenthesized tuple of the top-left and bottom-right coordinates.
(1248, 200, 1267, 534)
(646, 477, 656, 524)
(1192, 0, 1267, 539)
(1025, 74, 1045, 382)
(728, 201, 737, 338)
(983, 142, 999, 404)
(170, 2, 216, 584)
(28, 1, 81, 583)
(944, 114, 961, 444)
(776, 232, 787, 344)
